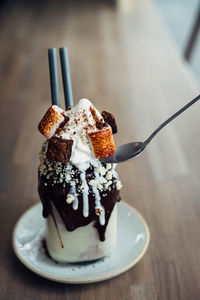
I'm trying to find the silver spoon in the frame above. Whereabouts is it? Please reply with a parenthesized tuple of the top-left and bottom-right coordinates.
(101, 94, 200, 164)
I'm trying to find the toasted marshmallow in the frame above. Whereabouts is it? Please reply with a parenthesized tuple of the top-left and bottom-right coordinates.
(88, 125, 116, 159)
(38, 105, 65, 138)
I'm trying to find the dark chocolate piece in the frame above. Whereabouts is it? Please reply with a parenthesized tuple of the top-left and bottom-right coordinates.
(90, 106, 106, 130)
(101, 111, 118, 134)
(46, 137, 73, 163)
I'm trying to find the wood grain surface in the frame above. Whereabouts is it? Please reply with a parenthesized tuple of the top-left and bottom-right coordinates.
(1, 0, 200, 299)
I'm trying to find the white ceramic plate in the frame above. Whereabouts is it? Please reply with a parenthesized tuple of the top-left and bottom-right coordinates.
(12, 201, 150, 284)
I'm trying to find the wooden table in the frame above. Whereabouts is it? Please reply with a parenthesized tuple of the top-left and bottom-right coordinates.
(1, 0, 200, 299)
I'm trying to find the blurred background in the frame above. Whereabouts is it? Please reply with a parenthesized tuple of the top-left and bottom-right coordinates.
(1, 1, 200, 297)
(155, 0, 200, 81)
(1, 0, 200, 197)
(1, 0, 200, 80)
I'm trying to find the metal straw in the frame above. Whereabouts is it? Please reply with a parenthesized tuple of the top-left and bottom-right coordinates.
(59, 47, 74, 108)
(48, 48, 60, 106)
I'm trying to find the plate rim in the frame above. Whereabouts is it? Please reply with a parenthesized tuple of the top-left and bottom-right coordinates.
(12, 201, 150, 284)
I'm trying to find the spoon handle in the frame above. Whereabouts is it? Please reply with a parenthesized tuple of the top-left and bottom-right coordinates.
(145, 94, 200, 145)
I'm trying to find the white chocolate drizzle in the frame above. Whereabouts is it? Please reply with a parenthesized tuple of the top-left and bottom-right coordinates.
(80, 172, 89, 217)
(69, 186, 78, 210)
(67, 164, 79, 210)
(39, 145, 122, 225)
(92, 169, 105, 225)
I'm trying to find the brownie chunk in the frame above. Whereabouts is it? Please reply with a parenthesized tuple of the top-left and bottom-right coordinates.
(101, 111, 118, 134)
(90, 106, 106, 130)
(46, 137, 73, 163)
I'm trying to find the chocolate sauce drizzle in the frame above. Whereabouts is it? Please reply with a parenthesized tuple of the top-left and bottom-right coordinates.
(38, 165, 121, 242)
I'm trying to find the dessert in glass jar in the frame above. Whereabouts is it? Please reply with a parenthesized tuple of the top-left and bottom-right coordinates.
(38, 99, 122, 262)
